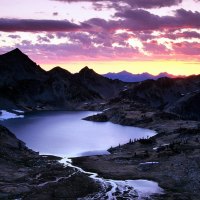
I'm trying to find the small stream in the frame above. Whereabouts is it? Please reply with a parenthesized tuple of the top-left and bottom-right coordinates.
(60, 158, 164, 200)
(0, 110, 164, 199)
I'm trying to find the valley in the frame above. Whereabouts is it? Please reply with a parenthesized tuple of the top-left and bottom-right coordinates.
(0, 49, 200, 199)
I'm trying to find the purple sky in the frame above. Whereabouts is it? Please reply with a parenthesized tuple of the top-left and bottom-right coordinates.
(0, 0, 200, 75)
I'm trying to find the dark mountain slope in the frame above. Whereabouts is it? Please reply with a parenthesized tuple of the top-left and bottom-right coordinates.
(0, 48, 46, 85)
(75, 67, 126, 99)
(48, 66, 73, 78)
(0, 49, 126, 110)
(118, 75, 200, 119)
(0, 50, 102, 110)
(46, 67, 101, 104)
(168, 91, 200, 120)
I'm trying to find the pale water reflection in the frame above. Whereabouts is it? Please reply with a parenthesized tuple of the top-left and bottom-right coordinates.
(0, 111, 156, 157)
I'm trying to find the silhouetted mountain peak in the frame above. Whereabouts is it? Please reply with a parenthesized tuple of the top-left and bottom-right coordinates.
(49, 66, 72, 77)
(10, 48, 22, 54)
(74, 66, 125, 99)
(0, 48, 46, 83)
(120, 70, 129, 73)
(79, 66, 95, 74)
(1, 48, 27, 59)
(0, 48, 38, 70)
(78, 66, 100, 78)
(50, 66, 71, 74)
(118, 71, 132, 75)
(81, 66, 90, 71)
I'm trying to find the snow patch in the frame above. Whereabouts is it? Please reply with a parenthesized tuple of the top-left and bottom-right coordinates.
(102, 108, 111, 112)
(12, 109, 24, 113)
(0, 110, 24, 121)
(126, 179, 164, 197)
(153, 143, 170, 151)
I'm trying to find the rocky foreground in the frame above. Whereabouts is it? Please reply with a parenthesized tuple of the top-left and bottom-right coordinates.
(0, 124, 165, 200)
(75, 103, 200, 200)
(0, 125, 102, 199)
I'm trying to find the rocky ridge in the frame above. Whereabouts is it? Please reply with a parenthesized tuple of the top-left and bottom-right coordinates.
(0, 49, 126, 111)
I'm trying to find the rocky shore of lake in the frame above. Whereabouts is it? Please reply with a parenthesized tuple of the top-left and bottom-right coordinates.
(0, 125, 103, 199)
(78, 104, 200, 200)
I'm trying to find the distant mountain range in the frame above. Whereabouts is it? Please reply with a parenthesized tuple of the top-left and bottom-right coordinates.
(103, 71, 183, 82)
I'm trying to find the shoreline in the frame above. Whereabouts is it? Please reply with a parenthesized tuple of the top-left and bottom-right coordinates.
(0, 123, 164, 200)
(1, 108, 200, 199)
(0, 125, 103, 199)
(0, 110, 164, 199)
(73, 108, 200, 199)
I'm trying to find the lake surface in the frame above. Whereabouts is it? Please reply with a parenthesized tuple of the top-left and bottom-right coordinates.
(0, 111, 156, 157)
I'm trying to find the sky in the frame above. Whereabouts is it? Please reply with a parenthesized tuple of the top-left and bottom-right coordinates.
(0, 0, 200, 75)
